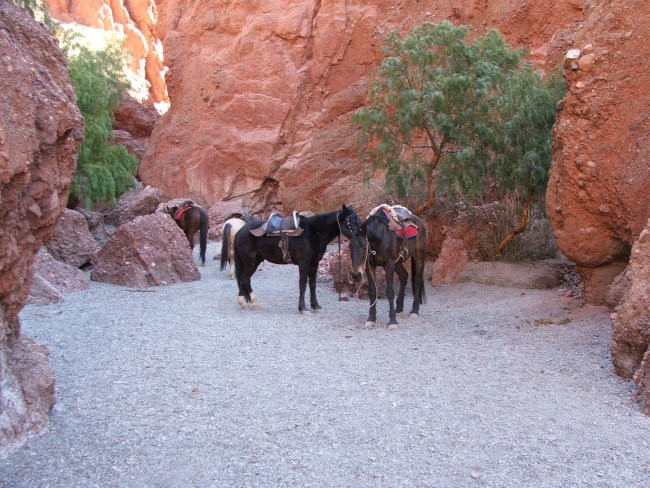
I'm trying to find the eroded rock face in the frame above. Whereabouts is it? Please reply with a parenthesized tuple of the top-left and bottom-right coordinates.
(547, 0, 650, 271)
(90, 213, 200, 287)
(141, 0, 583, 212)
(45, 0, 168, 108)
(611, 220, 650, 381)
(0, 1, 83, 452)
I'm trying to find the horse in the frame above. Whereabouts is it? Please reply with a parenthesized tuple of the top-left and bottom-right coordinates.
(167, 202, 208, 265)
(219, 211, 253, 279)
(348, 206, 427, 329)
(233, 204, 361, 313)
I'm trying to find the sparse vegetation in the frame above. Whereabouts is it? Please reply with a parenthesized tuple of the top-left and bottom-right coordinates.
(353, 21, 566, 258)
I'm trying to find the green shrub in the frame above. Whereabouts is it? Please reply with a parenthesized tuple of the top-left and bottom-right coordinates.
(59, 32, 138, 209)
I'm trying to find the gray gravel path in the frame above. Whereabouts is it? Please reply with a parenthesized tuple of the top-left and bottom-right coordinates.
(2, 242, 650, 488)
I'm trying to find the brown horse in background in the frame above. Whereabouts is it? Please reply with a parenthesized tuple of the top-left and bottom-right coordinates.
(169, 203, 208, 265)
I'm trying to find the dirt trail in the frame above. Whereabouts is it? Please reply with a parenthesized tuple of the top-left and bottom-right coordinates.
(2, 243, 649, 487)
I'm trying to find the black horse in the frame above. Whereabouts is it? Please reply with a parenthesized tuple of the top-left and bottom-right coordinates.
(232, 204, 361, 313)
(169, 203, 208, 265)
(349, 207, 427, 328)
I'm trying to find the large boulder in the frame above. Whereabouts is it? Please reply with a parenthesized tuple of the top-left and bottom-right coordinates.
(45, 208, 99, 267)
(29, 249, 90, 305)
(0, 2, 83, 452)
(103, 184, 163, 227)
(91, 213, 200, 287)
(546, 0, 650, 300)
(610, 220, 650, 380)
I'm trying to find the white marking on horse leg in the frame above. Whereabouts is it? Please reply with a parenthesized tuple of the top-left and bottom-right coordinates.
(250, 293, 259, 310)
(409, 312, 419, 319)
(300, 310, 309, 316)
(237, 296, 247, 309)
(363, 321, 375, 328)
(388, 323, 399, 330)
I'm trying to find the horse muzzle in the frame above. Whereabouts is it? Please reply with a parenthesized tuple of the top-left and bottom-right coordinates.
(350, 270, 363, 282)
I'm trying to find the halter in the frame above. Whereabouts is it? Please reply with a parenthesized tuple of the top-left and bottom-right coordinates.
(336, 210, 358, 301)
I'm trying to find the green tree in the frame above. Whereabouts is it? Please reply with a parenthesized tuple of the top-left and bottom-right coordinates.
(60, 33, 139, 208)
(353, 21, 565, 251)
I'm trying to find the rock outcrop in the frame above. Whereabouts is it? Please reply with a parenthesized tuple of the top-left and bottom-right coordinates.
(45, 208, 100, 268)
(141, 0, 583, 211)
(90, 213, 200, 287)
(547, 0, 650, 300)
(610, 220, 650, 382)
(0, 1, 83, 452)
(45, 0, 168, 109)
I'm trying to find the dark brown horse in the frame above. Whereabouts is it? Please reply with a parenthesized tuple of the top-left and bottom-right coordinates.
(348, 207, 427, 328)
(169, 203, 208, 265)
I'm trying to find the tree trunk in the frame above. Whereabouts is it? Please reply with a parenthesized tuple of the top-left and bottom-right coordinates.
(495, 189, 534, 255)
(414, 150, 442, 215)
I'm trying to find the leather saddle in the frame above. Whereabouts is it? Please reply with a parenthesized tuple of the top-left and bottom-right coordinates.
(250, 211, 304, 237)
(223, 210, 253, 222)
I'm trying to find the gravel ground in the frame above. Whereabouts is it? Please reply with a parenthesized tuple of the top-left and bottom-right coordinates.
(2, 242, 650, 488)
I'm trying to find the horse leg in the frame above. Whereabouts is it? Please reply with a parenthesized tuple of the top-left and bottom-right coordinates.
(248, 256, 264, 310)
(298, 261, 309, 314)
(395, 261, 408, 316)
(308, 261, 322, 312)
(385, 262, 398, 329)
(409, 256, 424, 317)
(364, 264, 378, 327)
(234, 247, 250, 308)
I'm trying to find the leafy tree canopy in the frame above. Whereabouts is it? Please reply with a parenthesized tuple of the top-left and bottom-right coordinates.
(353, 21, 565, 217)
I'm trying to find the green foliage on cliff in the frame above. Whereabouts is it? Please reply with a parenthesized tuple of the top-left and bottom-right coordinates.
(59, 33, 138, 209)
(11, 0, 57, 29)
(353, 21, 566, 216)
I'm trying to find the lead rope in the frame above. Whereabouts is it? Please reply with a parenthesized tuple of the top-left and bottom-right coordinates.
(336, 211, 342, 301)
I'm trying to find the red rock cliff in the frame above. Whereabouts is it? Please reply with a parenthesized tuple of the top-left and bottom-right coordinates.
(0, 1, 83, 452)
(45, 0, 169, 109)
(547, 0, 650, 270)
(141, 0, 584, 212)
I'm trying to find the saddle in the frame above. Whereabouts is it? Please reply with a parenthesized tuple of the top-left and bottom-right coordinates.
(249, 211, 304, 237)
(369, 204, 418, 261)
(249, 211, 304, 263)
(223, 210, 253, 222)
(173, 200, 196, 220)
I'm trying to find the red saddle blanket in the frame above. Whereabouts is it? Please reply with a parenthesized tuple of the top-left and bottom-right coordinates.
(395, 224, 418, 239)
(379, 208, 418, 239)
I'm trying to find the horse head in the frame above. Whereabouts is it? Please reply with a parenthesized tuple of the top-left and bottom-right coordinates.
(337, 204, 363, 239)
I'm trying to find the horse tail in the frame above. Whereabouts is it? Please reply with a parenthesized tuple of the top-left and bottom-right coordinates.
(199, 208, 208, 265)
(412, 256, 427, 304)
(220, 223, 231, 271)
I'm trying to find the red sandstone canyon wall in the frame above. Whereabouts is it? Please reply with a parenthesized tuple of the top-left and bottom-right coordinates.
(45, 0, 169, 109)
(140, 0, 584, 212)
(0, 1, 83, 452)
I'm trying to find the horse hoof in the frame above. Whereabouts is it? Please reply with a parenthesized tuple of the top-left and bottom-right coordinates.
(363, 321, 375, 328)
(397, 311, 407, 318)
(388, 323, 399, 330)
(250, 293, 259, 309)
(300, 310, 309, 316)
(312, 307, 322, 313)
(409, 313, 419, 318)
(236, 296, 247, 309)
